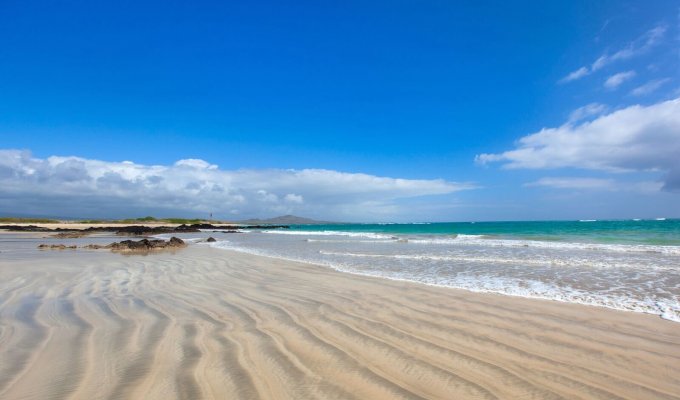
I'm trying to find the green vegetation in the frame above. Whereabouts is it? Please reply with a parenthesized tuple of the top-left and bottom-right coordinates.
(0, 217, 60, 223)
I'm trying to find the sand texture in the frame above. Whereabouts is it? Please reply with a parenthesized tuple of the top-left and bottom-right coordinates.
(0, 246, 679, 399)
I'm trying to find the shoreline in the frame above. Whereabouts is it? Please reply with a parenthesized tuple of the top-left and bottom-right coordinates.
(205, 241, 680, 323)
(4, 226, 679, 322)
(0, 245, 678, 399)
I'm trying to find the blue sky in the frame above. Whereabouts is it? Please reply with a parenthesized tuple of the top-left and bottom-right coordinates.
(1, 0, 679, 221)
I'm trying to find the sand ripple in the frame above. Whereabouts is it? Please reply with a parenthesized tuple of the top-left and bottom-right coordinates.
(0, 247, 679, 399)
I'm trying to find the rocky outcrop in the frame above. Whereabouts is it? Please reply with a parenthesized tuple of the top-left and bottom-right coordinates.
(40, 237, 187, 252)
(3, 223, 290, 235)
(52, 231, 90, 238)
(206, 237, 217, 242)
(38, 244, 77, 250)
(111, 237, 186, 251)
(112, 225, 187, 236)
(85, 237, 186, 252)
(1, 225, 53, 232)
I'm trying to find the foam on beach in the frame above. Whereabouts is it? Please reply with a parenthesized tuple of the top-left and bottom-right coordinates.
(261, 229, 396, 240)
(204, 229, 680, 323)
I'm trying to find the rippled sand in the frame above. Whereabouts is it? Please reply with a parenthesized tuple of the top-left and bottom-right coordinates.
(0, 246, 679, 399)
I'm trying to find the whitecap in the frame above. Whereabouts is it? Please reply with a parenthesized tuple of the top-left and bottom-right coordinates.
(261, 230, 395, 240)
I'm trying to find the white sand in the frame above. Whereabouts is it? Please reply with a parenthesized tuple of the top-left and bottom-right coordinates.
(0, 246, 678, 399)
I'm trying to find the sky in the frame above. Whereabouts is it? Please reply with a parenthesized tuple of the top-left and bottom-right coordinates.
(1, 0, 679, 221)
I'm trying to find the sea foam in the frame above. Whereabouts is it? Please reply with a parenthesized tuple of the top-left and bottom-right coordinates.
(200, 227, 680, 323)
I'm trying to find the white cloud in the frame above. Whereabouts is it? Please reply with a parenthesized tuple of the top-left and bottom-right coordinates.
(604, 70, 636, 89)
(0, 150, 473, 219)
(525, 177, 663, 193)
(284, 193, 304, 204)
(630, 78, 671, 96)
(256, 190, 279, 203)
(174, 159, 218, 170)
(568, 103, 608, 123)
(560, 67, 589, 83)
(525, 177, 615, 190)
(560, 25, 666, 83)
(476, 98, 680, 191)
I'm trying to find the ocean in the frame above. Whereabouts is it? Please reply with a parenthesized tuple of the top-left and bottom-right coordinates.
(199, 219, 680, 322)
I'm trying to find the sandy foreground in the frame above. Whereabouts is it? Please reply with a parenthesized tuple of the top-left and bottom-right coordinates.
(0, 246, 679, 400)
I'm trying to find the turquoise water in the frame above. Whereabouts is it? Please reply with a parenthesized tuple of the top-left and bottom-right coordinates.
(181, 218, 680, 322)
(289, 219, 680, 246)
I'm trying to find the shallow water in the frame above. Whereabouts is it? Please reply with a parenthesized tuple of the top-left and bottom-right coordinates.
(196, 220, 680, 322)
(3, 219, 679, 323)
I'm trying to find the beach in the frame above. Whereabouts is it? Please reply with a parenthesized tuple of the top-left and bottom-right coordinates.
(3, 1, 679, 398)
(1, 243, 679, 399)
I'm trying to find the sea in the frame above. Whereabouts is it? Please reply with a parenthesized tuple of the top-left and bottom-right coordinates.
(197, 219, 680, 322)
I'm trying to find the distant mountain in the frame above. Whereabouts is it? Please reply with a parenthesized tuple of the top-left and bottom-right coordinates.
(237, 215, 335, 225)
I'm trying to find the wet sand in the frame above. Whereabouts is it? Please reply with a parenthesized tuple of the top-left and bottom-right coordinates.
(0, 246, 679, 399)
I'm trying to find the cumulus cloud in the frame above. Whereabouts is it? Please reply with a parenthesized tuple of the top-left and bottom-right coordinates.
(284, 193, 304, 204)
(174, 159, 218, 169)
(560, 25, 666, 83)
(476, 98, 680, 191)
(0, 150, 473, 219)
(604, 70, 636, 89)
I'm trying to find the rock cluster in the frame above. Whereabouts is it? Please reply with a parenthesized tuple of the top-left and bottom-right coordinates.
(2, 223, 289, 236)
(38, 244, 77, 250)
(85, 237, 186, 252)
(52, 231, 89, 238)
(1, 225, 53, 232)
(40, 237, 186, 252)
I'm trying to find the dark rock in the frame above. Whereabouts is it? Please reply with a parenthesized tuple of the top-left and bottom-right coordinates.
(114, 225, 184, 236)
(241, 225, 290, 229)
(168, 237, 185, 246)
(1, 225, 53, 232)
(52, 231, 89, 238)
(206, 237, 217, 242)
(0, 223, 289, 234)
(37, 244, 77, 250)
(107, 237, 186, 252)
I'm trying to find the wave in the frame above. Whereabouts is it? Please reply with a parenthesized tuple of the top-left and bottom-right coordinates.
(261, 230, 396, 240)
(206, 240, 680, 323)
(317, 250, 675, 270)
(306, 239, 393, 244)
(407, 234, 485, 244)
(260, 228, 680, 255)
(409, 235, 680, 255)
